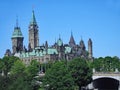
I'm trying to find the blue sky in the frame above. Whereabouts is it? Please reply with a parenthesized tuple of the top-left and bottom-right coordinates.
(0, 0, 120, 58)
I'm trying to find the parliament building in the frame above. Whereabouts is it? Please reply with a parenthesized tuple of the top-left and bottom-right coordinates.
(5, 10, 93, 64)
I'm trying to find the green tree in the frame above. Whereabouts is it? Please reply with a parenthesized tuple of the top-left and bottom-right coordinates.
(43, 61, 74, 90)
(7, 74, 32, 90)
(1, 56, 19, 77)
(25, 60, 40, 90)
(92, 57, 104, 72)
(0, 57, 41, 90)
(0, 58, 4, 73)
(10, 60, 26, 75)
(68, 58, 92, 90)
(8, 59, 40, 90)
(6, 59, 32, 90)
(92, 56, 120, 72)
(0, 56, 20, 90)
(25, 60, 39, 79)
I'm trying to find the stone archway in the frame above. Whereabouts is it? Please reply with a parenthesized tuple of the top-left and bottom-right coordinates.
(93, 77, 119, 90)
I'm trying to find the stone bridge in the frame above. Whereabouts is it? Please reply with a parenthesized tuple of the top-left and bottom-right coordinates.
(93, 72, 120, 81)
(87, 71, 120, 90)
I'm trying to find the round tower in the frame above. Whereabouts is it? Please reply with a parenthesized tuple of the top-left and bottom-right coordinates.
(88, 38, 93, 59)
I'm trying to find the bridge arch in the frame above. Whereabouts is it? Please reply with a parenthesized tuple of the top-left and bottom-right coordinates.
(93, 77, 119, 90)
(93, 75, 120, 81)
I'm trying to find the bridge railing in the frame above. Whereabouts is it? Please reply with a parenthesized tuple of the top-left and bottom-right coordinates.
(93, 68, 120, 74)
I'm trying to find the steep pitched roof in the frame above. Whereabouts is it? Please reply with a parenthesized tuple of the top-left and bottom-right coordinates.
(12, 27, 23, 38)
(80, 39, 86, 50)
(69, 32, 76, 46)
(30, 10, 37, 25)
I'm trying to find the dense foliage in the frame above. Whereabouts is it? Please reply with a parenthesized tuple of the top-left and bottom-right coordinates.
(68, 58, 92, 89)
(0, 56, 19, 77)
(0, 56, 40, 90)
(92, 56, 120, 72)
(0, 56, 119, 90)
(43, 58, 92, 90)
(43, 61, 75, 90)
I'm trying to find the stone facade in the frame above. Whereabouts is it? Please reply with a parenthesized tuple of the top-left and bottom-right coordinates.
(5, 10, 93, 64)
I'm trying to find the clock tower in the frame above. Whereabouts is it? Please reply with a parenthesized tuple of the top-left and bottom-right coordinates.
(28, 10, 39, 50)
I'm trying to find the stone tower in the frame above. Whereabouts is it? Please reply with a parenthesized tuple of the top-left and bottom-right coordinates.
(88, 38, 93, 59)
(28, 10, 39, 50)
(11, 19, 24, 54)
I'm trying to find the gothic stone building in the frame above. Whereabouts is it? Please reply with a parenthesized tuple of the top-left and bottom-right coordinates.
(5, 10, 93, 64)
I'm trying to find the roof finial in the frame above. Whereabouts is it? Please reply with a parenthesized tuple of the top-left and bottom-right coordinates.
(55, 38, 56, 43)
(81, 36, 82, 40)
(71, 29, 73, 36)
(32, 5, 35, 11)
(32, 5, 35, 18)
(59, 34, 61, 39)
(16, 15, 18, 27)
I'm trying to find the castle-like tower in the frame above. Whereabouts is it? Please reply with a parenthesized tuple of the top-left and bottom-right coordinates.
(28, 10, 39, 50)
(88, 38, 93, 59)
(80, 39, 86, 51)
(11, 19, 24, 54)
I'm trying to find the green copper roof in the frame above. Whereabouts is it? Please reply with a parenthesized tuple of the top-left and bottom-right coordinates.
(57, 38, 63, 46)
(12, 27, 23, 38)
(48, 48, 58, 54)
(20, 48, 58, 58)
(30, 10, 37, 25)
(65, 46, 71, 54)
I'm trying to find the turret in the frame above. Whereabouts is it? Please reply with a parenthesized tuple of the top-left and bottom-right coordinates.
(45, 41, 48, 50)
(88, 38, 93, 59)
(57, 37, 64, 52)
(57, 36, 65, 59)
(28, 10, 39, 50)
(80, 39, 86, 51)
(4, 49, 12, 56)
(11, 18, 24, 54)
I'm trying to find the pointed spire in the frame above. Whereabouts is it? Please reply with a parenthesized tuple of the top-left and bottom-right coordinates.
(57, 34, 63, 46)
(71, 30, 73, 36)
(59, 34, 61, 39)
(30, 10, 37, 25)
(55, 38, 56, 43)
(45, 41, 48, 49)
(12, 17, 23, 38)
(69, 31, 76, 46)
(80, 36, 84, 45)
(80, 38, 86, 50)
(81, 36, 83, 41)
(70, 30, 74, 39)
